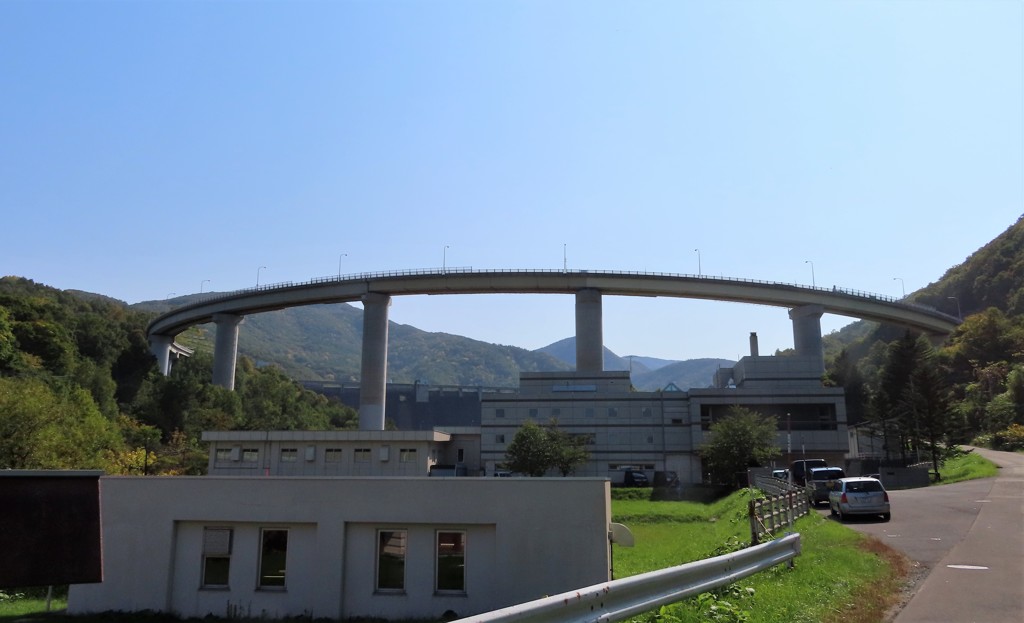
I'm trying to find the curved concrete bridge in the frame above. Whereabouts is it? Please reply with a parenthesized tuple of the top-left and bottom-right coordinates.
(147, 268, 959, 429)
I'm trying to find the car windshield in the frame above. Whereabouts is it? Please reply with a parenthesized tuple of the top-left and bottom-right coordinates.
(846, 481, 883, 493)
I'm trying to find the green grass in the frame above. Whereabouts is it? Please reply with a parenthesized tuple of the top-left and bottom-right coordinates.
(613, 490, 905, 623)
(933, 450, 998, 484)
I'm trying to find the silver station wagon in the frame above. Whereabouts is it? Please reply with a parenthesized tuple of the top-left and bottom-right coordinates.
(829, 476, 891, 521)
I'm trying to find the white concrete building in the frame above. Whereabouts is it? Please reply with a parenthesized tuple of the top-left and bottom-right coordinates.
(68, 476, 612, 620)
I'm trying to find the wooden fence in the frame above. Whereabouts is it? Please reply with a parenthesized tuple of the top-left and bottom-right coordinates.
(748, 487, 810, 544)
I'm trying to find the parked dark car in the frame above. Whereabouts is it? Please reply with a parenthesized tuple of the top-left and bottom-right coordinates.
(829, 477, 890, 521)
(789, 458, 828, 486)
(807, 466, 845, 505)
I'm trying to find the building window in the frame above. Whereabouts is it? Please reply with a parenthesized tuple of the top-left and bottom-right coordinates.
(201, 527, 232, 588)
(354, 448, 371, 462)
(495, 408, 505, 418)
(585, 408, 595, 418)
(242, 448, 259, 463)
(258, 529, 288, 589)
(457, 448, 465, 463)
(671, 418, 683, 425)
(642, 407, 653, 418)
(495, 434, 505, 444)
(608, 407, 618, 417)
(215, 448, 232, 462)
(528, 408, 539, 418)
(376, 530, 407, 591)
(280, 448, 298, 462)
(400, 448, 417, 463)
(436, 531, 466, 593)
(551, 408, 561, 417)
(325, 448, 342, 463)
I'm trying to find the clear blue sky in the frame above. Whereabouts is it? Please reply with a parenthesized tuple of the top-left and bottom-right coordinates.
(2, 0, 1021, 362)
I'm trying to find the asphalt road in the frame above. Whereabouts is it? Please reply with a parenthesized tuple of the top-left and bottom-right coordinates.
(823, 447, 1023, 622)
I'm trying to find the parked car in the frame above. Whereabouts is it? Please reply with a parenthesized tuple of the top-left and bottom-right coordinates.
(771, 468, 789, 480)
(789, 458, 828, 486)
(807, 466, 845, 505)
(829, 477, 890, 521)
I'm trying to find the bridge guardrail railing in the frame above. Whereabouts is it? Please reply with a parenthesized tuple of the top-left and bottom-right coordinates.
(451, 532, 801, 623)
(153, 267, 952, 322)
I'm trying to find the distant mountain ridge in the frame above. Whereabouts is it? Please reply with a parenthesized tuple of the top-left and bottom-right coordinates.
(134, 297, 731, 390)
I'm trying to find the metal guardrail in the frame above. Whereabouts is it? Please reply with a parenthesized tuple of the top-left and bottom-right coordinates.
(158, 267, 952, 319)
(452, 532, 801, 623)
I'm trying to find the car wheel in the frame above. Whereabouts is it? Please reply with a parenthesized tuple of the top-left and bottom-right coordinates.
(829, 503, 837, 516)
(837, 508, 845, 522)
(882, 512, 891, 522)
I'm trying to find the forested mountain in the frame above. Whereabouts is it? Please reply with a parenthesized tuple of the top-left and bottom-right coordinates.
(0, 277, 358, 474)
(824, 216, 1024, 463)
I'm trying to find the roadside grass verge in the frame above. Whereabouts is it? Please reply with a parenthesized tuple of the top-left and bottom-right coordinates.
(934, 450, 998, 484)
(613, 489, 908, 623)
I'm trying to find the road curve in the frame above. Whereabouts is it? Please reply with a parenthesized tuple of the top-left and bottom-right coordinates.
(833, 448, 1024, 623)
(146, 269, 959, 338)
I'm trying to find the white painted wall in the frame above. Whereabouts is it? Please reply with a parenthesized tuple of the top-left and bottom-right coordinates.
(69, 476, 611, 621)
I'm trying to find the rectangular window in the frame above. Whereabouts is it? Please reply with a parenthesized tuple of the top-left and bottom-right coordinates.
(242, 448, 259, 463)
(457, 448, 465, 463)
(280, 448, 298, 462)
(608, 407, 618, 417)
(642, 407, 653, 418)
(436, 531, 466, 593)
(354, 448, 371, 462)
(551, 408, 561, 417)
(376, 530, 407, 591)
(495, 408, 505, 418)
(201, 527, 232, 588)
(215, 448, 232, 462)
(325, 448, 342, 463)
(400, 448, 417, 463)
(495, 434, 505, 444)
(258, 529, 288, 589)
(528, 408, 539, 418)
(585, 408, 595, 418)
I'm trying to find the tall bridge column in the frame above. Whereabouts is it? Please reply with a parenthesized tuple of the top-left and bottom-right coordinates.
(212, 313, 244, 390)
(359, 293, 391, 431)
(575, 288, 604, 373)
(789, 304, 825, 375)
(149, 334, 173, 376)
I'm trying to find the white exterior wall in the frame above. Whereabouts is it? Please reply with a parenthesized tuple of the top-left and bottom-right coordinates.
(69, 476, 611, 621)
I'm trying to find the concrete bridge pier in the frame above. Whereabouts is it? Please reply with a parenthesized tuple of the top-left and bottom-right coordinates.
(575, 288, 604, 373)
(359, 293, 391, 430)
(212, 313, 244, 390)
(149, 334, 173, 376)
(789, 304, 825, 375)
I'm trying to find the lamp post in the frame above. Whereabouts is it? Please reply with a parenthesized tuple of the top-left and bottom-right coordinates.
(443, 245, 450, 273)
(694, 248, 701, 276)
(805, 260, 815, 287)
(893, 277, 905, 298)
(563, 244, 567, 272)
(256, 266, 266, 287)
(338, 253, 347, 280)
(948, 296, 962, 321)
(200, 279, 210, 294)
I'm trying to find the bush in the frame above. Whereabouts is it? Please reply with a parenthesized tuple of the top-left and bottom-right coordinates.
(992, 423, 1024, 451)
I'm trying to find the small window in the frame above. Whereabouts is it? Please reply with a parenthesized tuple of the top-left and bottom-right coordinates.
(325, 448, 342, 463)
(201, 527, 232, 588)
(258, 529, 288, 589)
(377, 530, 407, 591)
(436, 531, 466, 593)
(495, 408, 505, 418)
(495, 434, 505, 444)
(608, 407, 618, 417)
(528, 408, 539, 418)
(242, 448, 259, 463)
(585, 408, 595, 418)
(400, 448, 417, 463)
(671, 418, 683, 425)
(551, 408, 561, 417)
(642, 407, 653, 418)
(215, 448, 232, 462)
(280, 448, 298, 462)
(354, 448, 371, 462)
(457, 448, 465, 463)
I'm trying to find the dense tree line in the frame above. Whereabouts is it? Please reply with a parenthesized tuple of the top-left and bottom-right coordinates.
(0, 277, 357, 474)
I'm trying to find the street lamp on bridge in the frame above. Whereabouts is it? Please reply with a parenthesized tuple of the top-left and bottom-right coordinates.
(694, 248, 701, 276)
(805, 260, 815, 288)
(256, 266, 267, 288)
(893, 277, 905, 298)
